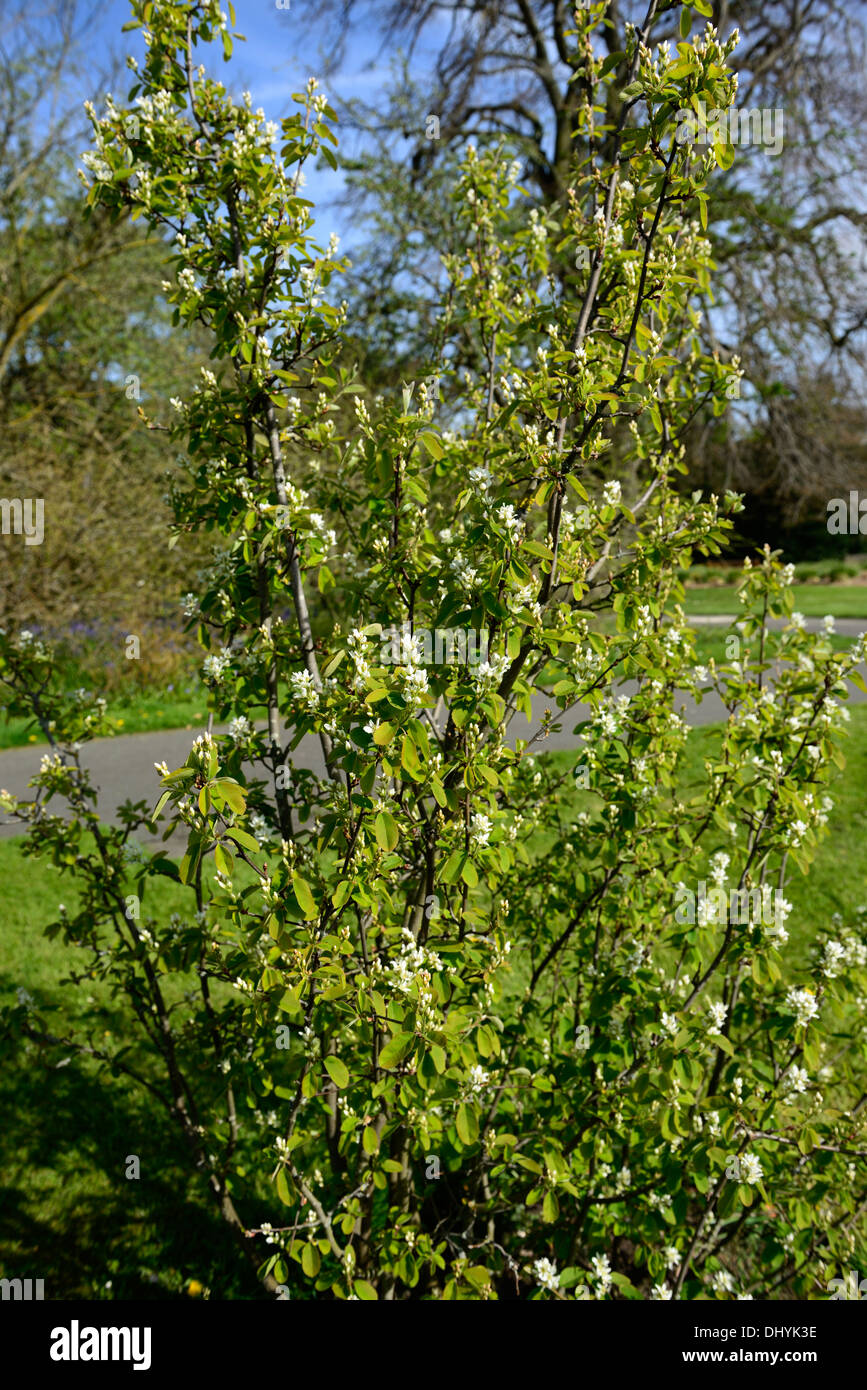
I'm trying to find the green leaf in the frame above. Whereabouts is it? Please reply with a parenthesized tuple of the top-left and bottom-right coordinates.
(456, 1103, 479, 1145)
(332, 879, 352, 910)
(461, 858, 479, 888)
(440, 850, 465, 884)
(420, 431, 444, 459)
(214, 841, 234, 878)
(373, 721, 395, 747)
(214, 778, 246, 813)
(325, 1056, 349, 1089)
(542, 1190, 560, 1222)
(301, 1242, 321, 1277)
(362, 1124, 379, 1155)
(224, 826, 260, 853)
(353, 1279, 378, 1300)
(379, 1031, 414, 1069)
(292, 872, 318, 920)
(374, 810, 399, 851)
(322, 649, 345, 678)
(278, 986, 301, 1015)
(161, 766, 196, 786)
(679, 5, 691, 39)
(401, 735, 422, 779)
(178, 839, 203, 885)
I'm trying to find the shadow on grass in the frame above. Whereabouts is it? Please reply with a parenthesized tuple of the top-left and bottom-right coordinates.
(0, 999, 266, 1301)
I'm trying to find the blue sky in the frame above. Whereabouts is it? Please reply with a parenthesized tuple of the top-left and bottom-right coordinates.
(66, 0, 437, 247)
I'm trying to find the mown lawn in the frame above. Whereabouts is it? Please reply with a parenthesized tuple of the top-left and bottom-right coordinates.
(0, 689, 210, 750)
(684, 585, 867, 618)
(0, 843, 269, 1300)
(540, 705, 867, 953)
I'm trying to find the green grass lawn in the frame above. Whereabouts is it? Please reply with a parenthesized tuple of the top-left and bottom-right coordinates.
(538, 618, 858, 684)
(0, 841, 269, 1300)
(0, 689, 211, 750)
(670, 709, 867, 943)
(541, 705, 867, 948)
(684, 585, 867, 618)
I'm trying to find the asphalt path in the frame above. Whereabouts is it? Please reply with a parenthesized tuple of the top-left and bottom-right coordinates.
(2, 617, 864, 844)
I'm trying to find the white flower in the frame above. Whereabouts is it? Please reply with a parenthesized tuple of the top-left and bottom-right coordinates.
(203, 648, 232, 681)
(822, 615, 836, 634)
(228, 715, 253, 742)
(468, 466, 493, 491)
(651, 1283, 672, 1300)
(707, 1001, 727, 1034)
(288, 669, 319, 713)
(470, 812, 492, 849)
(602, 480, 622, 507)
(590, 1253, 612, 1290)
(821, 940, 845, 979)
(400, 665, 429, 701)
(661, 1012, 679, 1037)
(495, 503, 523, 544)
(783, 1065, 809, 1095)
(789, 818, 808, 846)
(467, 1064, 489, 1094)
(785, 987, 819, 1027)
(712, 1269, 735, 1293)
(664, 1246, 680, 1272)
(533, 1257, 558, 1293)
(739, 1152, 763, 1184)
(709, 851, 730, 886)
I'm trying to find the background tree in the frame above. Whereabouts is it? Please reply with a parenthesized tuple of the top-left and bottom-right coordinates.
(0, 0, 212, 637)
(302, 0, 867, 549)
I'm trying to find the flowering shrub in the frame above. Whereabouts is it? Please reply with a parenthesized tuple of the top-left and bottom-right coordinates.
(2, 0, 865, 1300)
